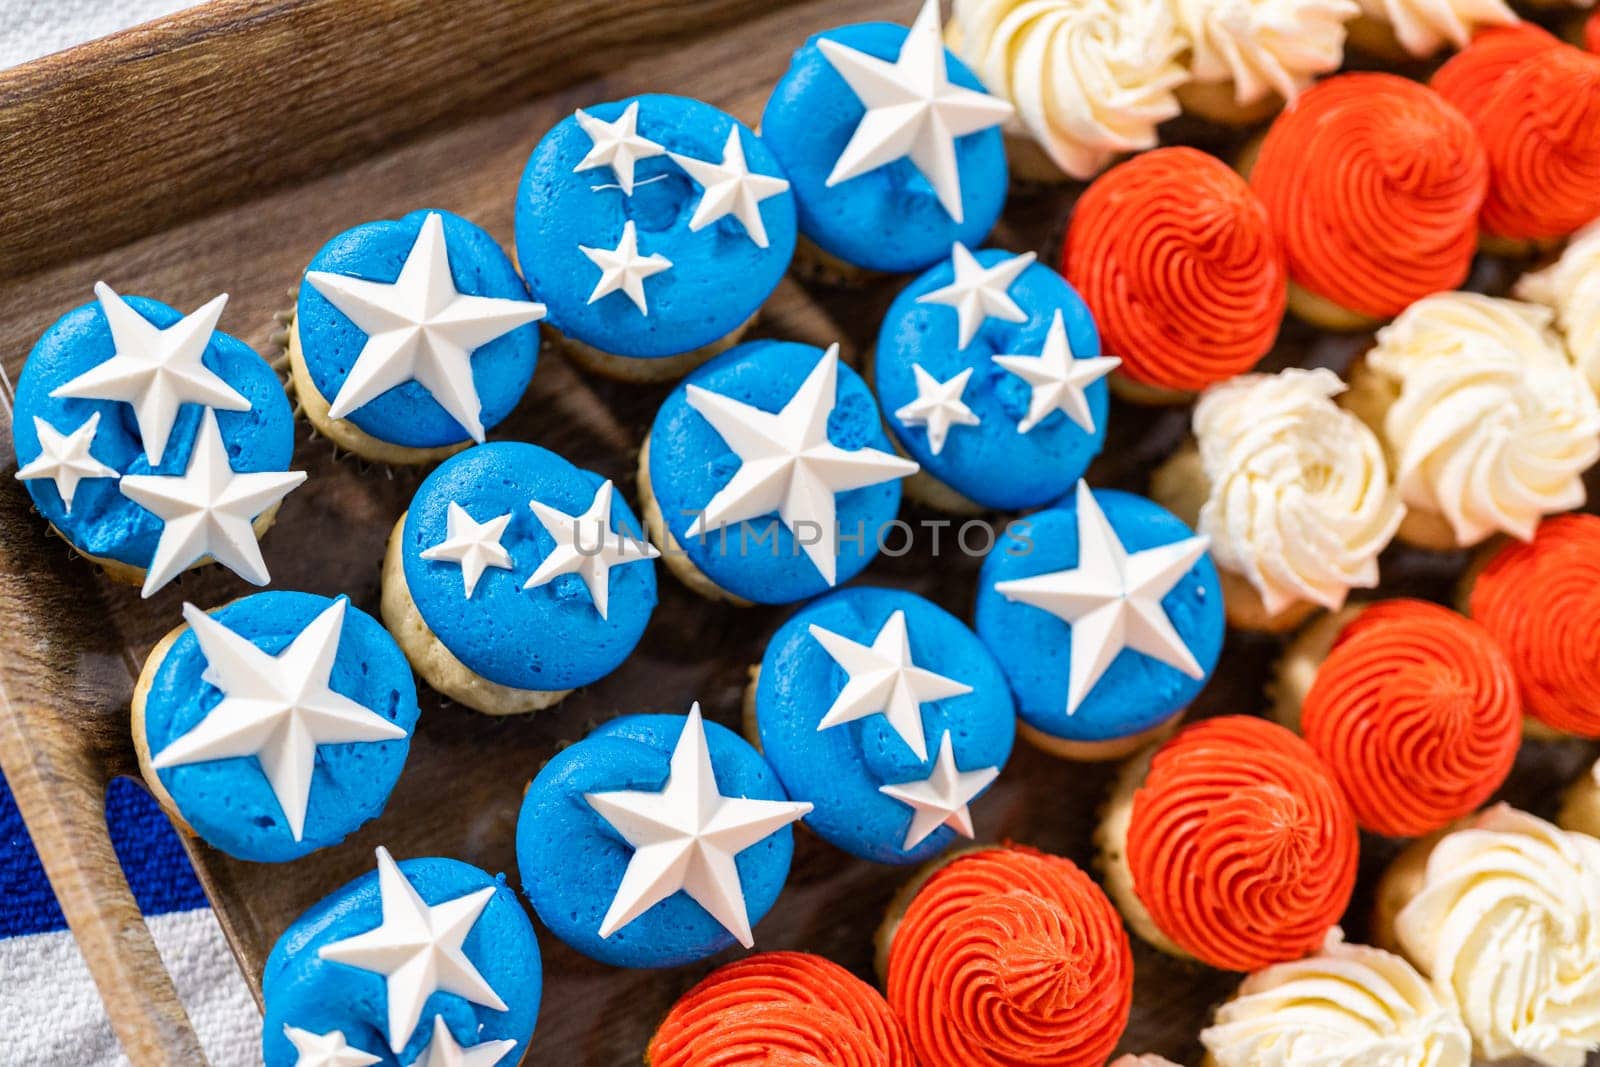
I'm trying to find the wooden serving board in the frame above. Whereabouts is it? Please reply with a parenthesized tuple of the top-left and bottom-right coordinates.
(1, 2, 1595, 1064)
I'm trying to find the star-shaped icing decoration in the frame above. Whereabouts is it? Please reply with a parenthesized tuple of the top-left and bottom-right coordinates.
(573, 101, 667, 195)
(283, 1025, 382, 1067)
(878, 731, 999, 849)
(669, 127, 791, 249)
(420, 502, 514, 598)
(150, 597, 407, 840)
(683, 344, 918, 585)
(50, 282, 249, 467)
(579, 220, 673, 315)
(807, 609, 972, 762)
(916, 244, 1035, 349)
(318, 847, 508, 1054)
(585, 704, 812, 947)
(415, 1016, 516, 1067)
(992, 309, 1120, 434)
(523, 479, 660, 620)
(994, 481, 1210, 716)
(304, 212, 546, 443)
(117, 409, 307, 598)
(894, 364, 980, 456)
(14, 412, 118, 512)
(818, 0, 1012, 223)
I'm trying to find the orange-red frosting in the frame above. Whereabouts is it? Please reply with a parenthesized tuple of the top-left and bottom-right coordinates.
(1469, 513, 1600, 738)
(1302, 599, 1521, 838)
(648, 951, 914, 1067)
(885, 846, 1133, 1067)
(1587, 10, 1599, 54)
(1126, 716, 1359, 972)
(1063, 147, 1287, 393)
(1250, 72, 1488, 320)
(1431, 25, 1600, 242)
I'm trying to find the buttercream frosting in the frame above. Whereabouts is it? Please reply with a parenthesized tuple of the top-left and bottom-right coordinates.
(1354, 0, 1515, 57)
(1176, 0, 1357, 106)
(1517, 220, 1600, 397)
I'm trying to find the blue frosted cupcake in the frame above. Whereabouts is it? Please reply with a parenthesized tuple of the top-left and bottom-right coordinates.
(976, 482, 1225, 760)
(749, 586, 1014, 865)
(12, 283, 303, 597)
(382, 441, 658, 715)
(289, 208, 545, 464)
(517, 705, 810, 968)
(261, 846, 540, 1065)
(640, 339, 917, 605)
(516, 94, 796, 382)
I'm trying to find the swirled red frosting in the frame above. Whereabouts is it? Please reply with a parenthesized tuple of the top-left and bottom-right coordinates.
(648, 951, 914, 1067)
(1126, 716, 1359, 972)
(1302, 599, 1521, 838)
(1469, 513, 1600, 738)
(885, 846, 1133, 1067)
(1063, 147, 1286, 393)
(1249, 73, 1488, 320)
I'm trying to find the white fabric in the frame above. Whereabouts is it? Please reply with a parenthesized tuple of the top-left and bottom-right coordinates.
(0, 0, 197, 69)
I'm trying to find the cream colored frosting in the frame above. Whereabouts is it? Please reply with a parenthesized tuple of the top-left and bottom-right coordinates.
(1175, 0, 1358, 106)
(948, 0, 1188, 179)
(1516, 221, 1600, 401)
(1354, 0, 1516, 57)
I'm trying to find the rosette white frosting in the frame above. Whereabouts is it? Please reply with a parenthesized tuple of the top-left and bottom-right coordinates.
(1175, 0, 1359, 106)
(1354, 0, 1516, 57)
(1516, 221, 1600, 401)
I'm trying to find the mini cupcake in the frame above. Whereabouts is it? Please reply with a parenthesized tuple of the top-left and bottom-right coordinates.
(1560, 760, 1600, 839)
(1172, 0, 1358, 126)
(289, 209, 545, 464)
(382, 441, 658, 715)
(1096, 716, 1360, 971)
(1516, 219, 1600, 398)
(1247, 73, 1489, 331)
(516, 705, 810, 968)
(1344, 0, 1515, 59)
(131, 592, 418, 863)
(761, 0, 1010, 280)
(874, 244, 1116, 512)
(641, 340, 917, 605)
(975, 481, 1224, 760)
(12, 283, 303, 597)
(261, 846, 541, 1065)
(878, 845, 1134, 1067)
(749, 586, 1014, 865)
(516, 95, 795, 382)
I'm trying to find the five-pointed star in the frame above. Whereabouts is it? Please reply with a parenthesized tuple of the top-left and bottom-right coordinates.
(117, 409, 306, 598)
(524, 479, 660, 619)
(817, 0, 1012, 222)
(585, 704, 812, 947)
(415, 1016, 516, 1067)
(50, 282, 250, 467)
(579, 220, 673, 315)
(995, 481, 1210, 716)
(14, 412, 119, 512)
(318, 847, 508, 1054)
(683, 344, 918, 585)
(807, 609, 972, 762)
(894, 364, 980, 456)
(992, 309, 1120, 435)
(305, 212, 546, 443)
(916, 244, 1035, 349)
(573, 101, 667, 195)
(421, 501, 514, 598)
(669, 127, 792, 248)
(878, 731, 1000, 849)
(150, 597, 407, 840)
(282, 1025, 382, 1067)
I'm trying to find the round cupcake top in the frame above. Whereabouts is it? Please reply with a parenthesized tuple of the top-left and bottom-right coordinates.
(296, 209, 544, 447)
(1174, 0, 1356, 107)
(885, 845, 1134, 1067)
(516, 706, 810, 968)
(516, 94, 795, 359)
(1516, 219, 1600, 398)
(1352, 0, 1515, 57)
(1249, 73, 1488, 321)
(754, 586, 1014, 865)
(12, 284, 301, 596)
(875, 245, 1115, 509)
(1125, 716, 1359, 972)
(648, 952, 915, 1067)
(1064, 148, 1285, 394)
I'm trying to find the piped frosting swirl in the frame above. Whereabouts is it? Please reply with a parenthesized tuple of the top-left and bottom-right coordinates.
(1175, 0, 1358, 106)
(1352, 0, 1516, 57)
(1516, 220, 1600, 398)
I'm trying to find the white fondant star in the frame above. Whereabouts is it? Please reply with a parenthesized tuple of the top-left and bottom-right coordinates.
(573, 101, 667, 195)
(894, 364, 980, 456)
(523, 479, 660, 620)
(283, 1025, 382, 1067)
(416, 1016, 516, 1067)
(318, 847, 508, 1055)
(305, 212, 546, 443)
(683, 344, 918, 585)
(669, 127, 791, 249)
(420, 502, 513, 598)
(50, 282, 249, 467)
(579, 220, 672, 315)
(585, 704, 812, 947)
(117, 409, 306, 598)
(992, 310, 1119, 434)
(917, 244, 1035, 349)
(995, 481, 1210, 716)
(14, 412, 118, 512)
(878, 731, 999, 849)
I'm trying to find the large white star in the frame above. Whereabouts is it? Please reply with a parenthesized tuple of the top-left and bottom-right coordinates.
(415, 1016, 516, 1067)
(992, 309, 1120, 434)
(585, 704, 812, 948)
(523, 479, 660, 620)
(818, 0, 1012, 223)
(50, 283, 249, 467)
(683, 344, 918, 585)
(318, 847, 508, 1055)
(995, 481, 1210, 716)
(117, 409, 306, 598)
(573, 101, 666, 195)
(304, 212, 546, 443)
(894, 364, 980, 456)
(878, 731, 999, 849)
(669, 127, 791, 249)
(282, 1025, 381, 1067)
(420, 501, 513, 598)
(916, 244, 1035, 349)
(579, 220, 673, 315)
(14, 412, 118, 512)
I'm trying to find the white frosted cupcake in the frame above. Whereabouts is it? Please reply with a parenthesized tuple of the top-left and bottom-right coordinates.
(1561, 760, 1600, 840)
(1345, 0, 1517, 59)
(1516, 220, 1600, 401)
(1173, 0, 1360, 125)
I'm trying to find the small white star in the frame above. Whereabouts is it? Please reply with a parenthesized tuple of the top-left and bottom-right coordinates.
(995, 481, 1210, 716)
(573, 101, 667, 195)
(283, 1025, 381, 1067)
(523, 479, 660, 620)
(420, 502, 514, 598)
(669, 127, 792, 248)
(992, 309, 1120, 434)
(14, 412, 118, 512)
(916, 244, 1035, 349)
(579, 220, 673, 315)
(415, 1016, 516, 1067)
(894, 364, 980, 455)
(878, 732, 999, 849)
